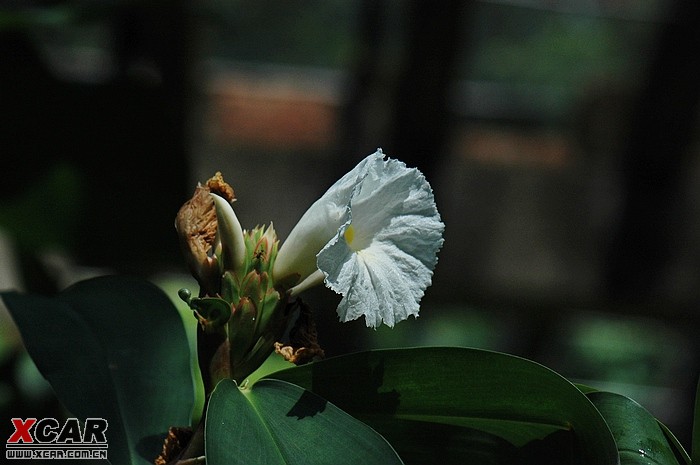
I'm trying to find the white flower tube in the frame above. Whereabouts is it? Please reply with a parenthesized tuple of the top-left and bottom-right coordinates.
(273, 149, 444, 328)
(273, 154, 376, 284)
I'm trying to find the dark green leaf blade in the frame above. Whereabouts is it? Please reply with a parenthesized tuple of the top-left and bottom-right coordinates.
(266, 347, 619, 465)
(247, 379, 404, 464)
(206, 379, 286, 465)
(588, 391, 681, 465)
(206, 378, 403, 465)
(2, 276, 194, 465)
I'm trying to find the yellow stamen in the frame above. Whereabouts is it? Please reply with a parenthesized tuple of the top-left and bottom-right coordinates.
(344, 224, 355, 245)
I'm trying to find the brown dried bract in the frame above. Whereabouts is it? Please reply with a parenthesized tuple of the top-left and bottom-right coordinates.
(154, 426, 193, 465)
(175, 172, 236, 294)
(274, 342, 325, 365)
(274, 300, 325, 365)
(175, 185, 216, 257)
(206, 171, 235, 202)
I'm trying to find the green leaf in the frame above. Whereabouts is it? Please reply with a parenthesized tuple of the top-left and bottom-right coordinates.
(2, 276, 194, 465)
(206, 378, 404, 465)
(588, 391, 681, 465)
(266, 347, 619, 465)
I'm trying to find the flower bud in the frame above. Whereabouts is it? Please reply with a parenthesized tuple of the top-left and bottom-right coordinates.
(211, 193, 246, 275)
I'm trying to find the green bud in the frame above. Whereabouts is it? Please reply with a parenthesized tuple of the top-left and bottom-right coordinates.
(179, 174, 294, 387)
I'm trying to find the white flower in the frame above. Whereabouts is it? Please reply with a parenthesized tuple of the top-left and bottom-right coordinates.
(273, 149, 444, 328)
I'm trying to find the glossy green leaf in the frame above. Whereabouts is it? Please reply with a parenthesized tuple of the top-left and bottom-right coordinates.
(266, 347, 619, 465)
(2, 276, 194, 465)
(206, 378, 403, 465)
(582, 386, 690, 464)
(588, 391, 680, 465)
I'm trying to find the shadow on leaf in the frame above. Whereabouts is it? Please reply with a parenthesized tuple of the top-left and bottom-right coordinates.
(286, 390, 327, 420)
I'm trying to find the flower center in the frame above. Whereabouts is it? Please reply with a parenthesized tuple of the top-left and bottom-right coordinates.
(344, 224, 355, 246)
(343, 223, 372, 253)
(343, 223, 371, 252)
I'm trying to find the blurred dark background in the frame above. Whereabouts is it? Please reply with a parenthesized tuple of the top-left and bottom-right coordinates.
(1, 0, 698, 449)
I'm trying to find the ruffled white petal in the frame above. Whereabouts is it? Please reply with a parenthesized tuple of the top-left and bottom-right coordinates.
(317, 153, 444, 328)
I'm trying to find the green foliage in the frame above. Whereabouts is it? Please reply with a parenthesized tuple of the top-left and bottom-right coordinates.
(2, 276, 194, 465)
(206, 378, 403, 465)
(266, 347, 619, 464)
(2, 276, 694, 464)
(588, 392, 682, 465)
